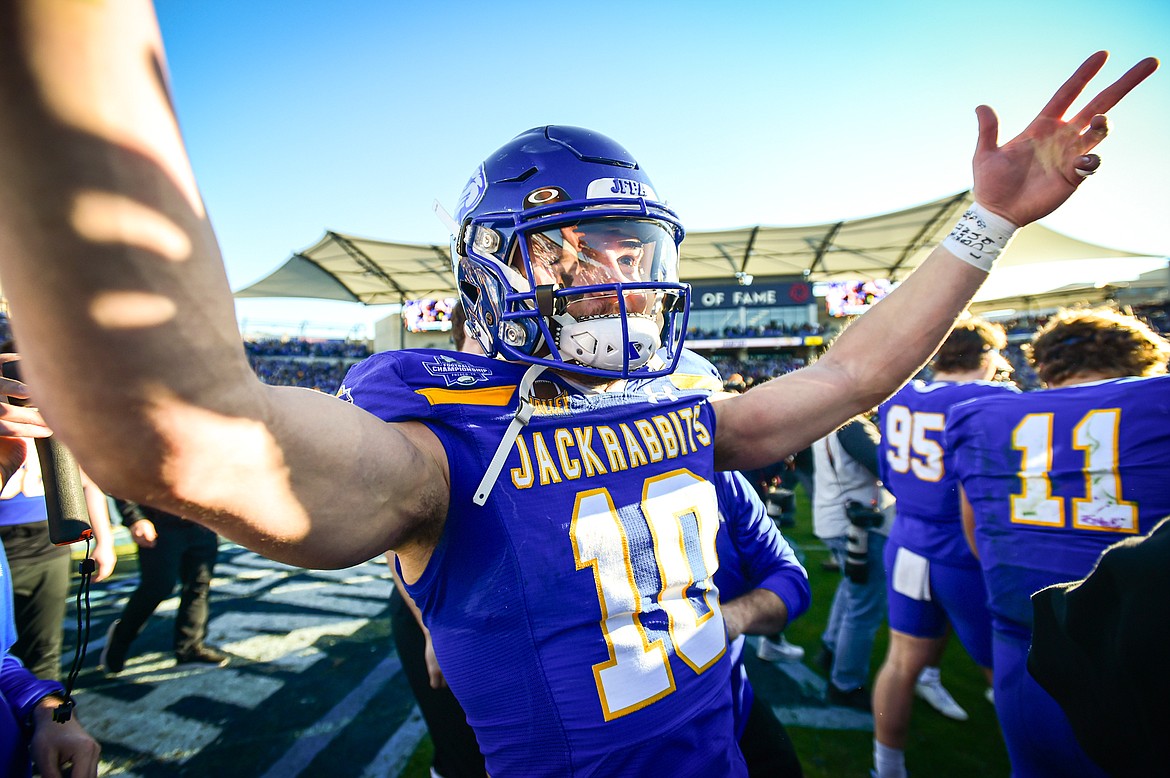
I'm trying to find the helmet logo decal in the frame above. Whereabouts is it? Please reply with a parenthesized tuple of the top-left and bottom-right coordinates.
(523, 186, 569, 208)
(422, 354, 494, 386)
(457, 164, 487, 218)
(586, 178, 658, 201)
(611, 179, 647, 196)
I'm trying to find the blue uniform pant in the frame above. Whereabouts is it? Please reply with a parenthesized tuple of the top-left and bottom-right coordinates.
(884, 537, 993, 668)
(993, 628, 1108, 778)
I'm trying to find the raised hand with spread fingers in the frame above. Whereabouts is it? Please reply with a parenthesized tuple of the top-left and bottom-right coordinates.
(972, 51, 1159, 227)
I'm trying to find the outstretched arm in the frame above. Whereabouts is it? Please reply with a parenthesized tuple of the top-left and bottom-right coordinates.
(715, 52, 1158, 471)
(80, 472, 116, 582)
(0, 1, 448, 570)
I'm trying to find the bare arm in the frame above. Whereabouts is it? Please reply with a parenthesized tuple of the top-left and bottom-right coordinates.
(714, 52, 1159, 471)
(715, 253, 988, 470)
(80, 473, 116, 582)
(29, 697, 101, 778)
(0, 0, 447, 570)
(0, 656, 99, 777)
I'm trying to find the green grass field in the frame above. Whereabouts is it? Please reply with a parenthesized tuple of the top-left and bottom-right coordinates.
(777, 487, 1010, 777)
(396, 486, 1012, 777)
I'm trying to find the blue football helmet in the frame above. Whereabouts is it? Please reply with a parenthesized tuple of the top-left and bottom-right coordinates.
(450, 126, 690, 380)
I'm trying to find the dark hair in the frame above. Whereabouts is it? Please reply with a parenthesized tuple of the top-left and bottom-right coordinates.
(930, 318, 1006, 373)
(1024, 306, 1170, 385)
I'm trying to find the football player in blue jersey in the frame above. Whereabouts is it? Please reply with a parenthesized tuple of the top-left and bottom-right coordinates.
(871, 318, 1017, 778)
(391, 306, 812, 777)
(947, 307, 1170, 777)
(0, 2, 1158, 773)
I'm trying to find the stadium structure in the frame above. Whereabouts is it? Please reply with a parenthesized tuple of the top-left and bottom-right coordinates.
(230, 191, 1169, 387)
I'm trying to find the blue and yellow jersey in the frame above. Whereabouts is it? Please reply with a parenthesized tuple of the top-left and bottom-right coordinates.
(341, 348, 746, 777)
(878, 380, 1017, 564)
(947, 375, 1170, 637)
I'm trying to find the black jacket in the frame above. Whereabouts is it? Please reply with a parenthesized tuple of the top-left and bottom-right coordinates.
(1028, 515, 1170, 777)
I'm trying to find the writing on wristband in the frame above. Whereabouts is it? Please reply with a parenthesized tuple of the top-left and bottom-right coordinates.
(941, 203, 1019, 272)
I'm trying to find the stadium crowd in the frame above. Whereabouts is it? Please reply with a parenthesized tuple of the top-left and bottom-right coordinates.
(993, 301, 1170, 340)
(686, 321, 825, 340)
(0, 317, 370, 396)
(243, 337, 372, 394)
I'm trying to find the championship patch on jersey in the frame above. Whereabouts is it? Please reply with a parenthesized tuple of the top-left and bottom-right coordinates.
(422, 354, 494, 386)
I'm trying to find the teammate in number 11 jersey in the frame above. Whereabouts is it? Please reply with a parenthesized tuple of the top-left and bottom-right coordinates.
(946, 307, 1170, 777)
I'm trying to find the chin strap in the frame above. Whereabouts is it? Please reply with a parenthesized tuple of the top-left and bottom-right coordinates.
(474, 363, 548, 506)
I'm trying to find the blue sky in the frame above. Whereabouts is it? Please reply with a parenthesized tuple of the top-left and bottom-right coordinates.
(154, 1, 1170, 338)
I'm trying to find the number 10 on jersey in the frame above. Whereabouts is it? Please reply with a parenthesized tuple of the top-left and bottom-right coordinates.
(570, 469, 727, 721)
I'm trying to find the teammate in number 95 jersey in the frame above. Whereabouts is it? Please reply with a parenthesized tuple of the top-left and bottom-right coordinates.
(872, 319, 1017, 778)
(946, 307, 1170, 778)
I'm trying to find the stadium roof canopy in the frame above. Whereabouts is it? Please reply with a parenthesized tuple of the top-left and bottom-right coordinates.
(233, 191, 1163, 304)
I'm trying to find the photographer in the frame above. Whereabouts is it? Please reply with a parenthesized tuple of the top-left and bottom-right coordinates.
(812, 414, 894, 710)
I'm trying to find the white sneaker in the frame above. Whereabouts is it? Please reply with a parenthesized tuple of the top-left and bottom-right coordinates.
(99, 619, 126, 675)
(915, 675, 968, 721)
(756, 635, 805, 662)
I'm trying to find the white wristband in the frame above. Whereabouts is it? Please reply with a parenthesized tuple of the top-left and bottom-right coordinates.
(941, 203, 1019, 272)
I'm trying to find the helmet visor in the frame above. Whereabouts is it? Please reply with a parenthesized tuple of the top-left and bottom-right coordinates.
(520, 219, 678, 287)
(517, 219, 679, 318)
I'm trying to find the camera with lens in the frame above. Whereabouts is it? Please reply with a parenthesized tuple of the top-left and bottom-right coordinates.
(845, 499, 886, 529)
(843, 500, 885, 584)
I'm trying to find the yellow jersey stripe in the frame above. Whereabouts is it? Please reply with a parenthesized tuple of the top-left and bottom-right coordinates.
(668, 374, 724, 392)
(416, 385, 518, 406)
